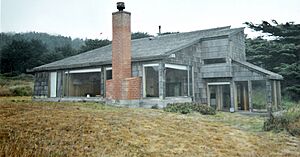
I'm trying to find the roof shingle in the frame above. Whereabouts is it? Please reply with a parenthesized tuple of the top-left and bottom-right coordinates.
(32, 26, 243, 72)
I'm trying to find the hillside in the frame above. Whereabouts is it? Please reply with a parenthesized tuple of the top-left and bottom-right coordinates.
(1, 97, 299, 156)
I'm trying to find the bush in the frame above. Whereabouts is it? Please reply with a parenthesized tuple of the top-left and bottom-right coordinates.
(164, 102, 216, 115)
(163, 102, 193, 114)
(192, 103, 216, 115)
(0, 86, 13, 96)
(9, 85, 33, 96)
(264, 103, 300, 136)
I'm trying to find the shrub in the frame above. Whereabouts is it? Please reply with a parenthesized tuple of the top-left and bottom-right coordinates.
(163, 102, 193, 114)
(264, 103, 300, 136)
(9, 85, 33, 96)
(0, 86, 13, 96)
(192, 103, 216, 115)
(164, 102, 216, 115)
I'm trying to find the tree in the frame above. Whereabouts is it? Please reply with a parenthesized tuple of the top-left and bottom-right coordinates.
(131, 32, 153, 39)
(79, 39, 111, 52)
(245, 21, 300, 100)
(55, 44, 77, 58)
(159, 32, 179, 36)
(0, 39, 48, 74)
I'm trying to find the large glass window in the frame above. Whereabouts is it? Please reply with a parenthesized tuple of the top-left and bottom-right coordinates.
(252, 80, 267, 110)
(64, 68, 101, 97)
(166, 64, 188, 97)
(144, 64, 159, 97)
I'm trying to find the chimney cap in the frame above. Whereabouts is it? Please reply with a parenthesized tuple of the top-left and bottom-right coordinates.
(117, 2, 125, 11)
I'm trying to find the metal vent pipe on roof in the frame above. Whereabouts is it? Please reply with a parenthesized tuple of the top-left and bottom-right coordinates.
(159, 25, 161, 35)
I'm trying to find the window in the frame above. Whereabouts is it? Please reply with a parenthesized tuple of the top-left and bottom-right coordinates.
(166, 64, 188, 97)
(144, 64, 159, 97)
(203, 58, 226, 64)
(106, 67, 112, 80)
(64, 68, 101, 97)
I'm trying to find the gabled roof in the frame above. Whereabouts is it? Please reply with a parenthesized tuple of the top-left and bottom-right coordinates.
(31, 26, 244, 72)
(233, 60, 283, 80)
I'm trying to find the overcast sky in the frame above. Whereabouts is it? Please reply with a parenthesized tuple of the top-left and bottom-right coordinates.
(1, 0, 300, 39)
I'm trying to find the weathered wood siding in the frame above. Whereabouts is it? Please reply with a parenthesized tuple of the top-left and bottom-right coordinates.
(232, 62, 266, 81)
(201, 64, 232, 78)
(33, 72, 49, 97)
(201, 37, 229, 59)
(229, 31, 246, 61)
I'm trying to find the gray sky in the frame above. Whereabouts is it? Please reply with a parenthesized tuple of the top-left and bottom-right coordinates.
(1, 0, 300, 39)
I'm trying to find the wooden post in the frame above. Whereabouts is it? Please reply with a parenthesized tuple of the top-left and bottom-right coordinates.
(216, 86, 220, 110)
(187, 66, 190, 96)
(101, 66, 105, 96)
(243, 84, 248, 111)
(273, 81, 278, 110)
(158, 62, 165, 100)
(277, 81, 281, 108)
(207, 84, 210, 106)
(219, 86, 223, 110)
(230, 81, 235, 112)
(266, 80, 272, 117)
(233, 81, 238, 111)
(248, 80, 253, 112)
(192, 66, 195, 100)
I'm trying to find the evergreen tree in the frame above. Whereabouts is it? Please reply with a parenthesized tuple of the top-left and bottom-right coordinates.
(131, 32, 153, 39)
(245, 21, 300, 100)
(79, 39, 111, 52)
(0, 39, 48, 74)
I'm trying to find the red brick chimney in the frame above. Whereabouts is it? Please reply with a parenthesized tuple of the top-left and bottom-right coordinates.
(106, 2, 141, 100)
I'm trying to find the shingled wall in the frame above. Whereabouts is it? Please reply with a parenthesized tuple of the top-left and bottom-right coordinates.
(33, 72, 49, 97)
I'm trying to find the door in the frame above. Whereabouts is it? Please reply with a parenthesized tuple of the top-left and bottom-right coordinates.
(50, 72, 57, 97)
(208, 82, 231, 111)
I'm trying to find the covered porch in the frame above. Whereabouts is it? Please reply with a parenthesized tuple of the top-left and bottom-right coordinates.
(206, 60, 283, 112)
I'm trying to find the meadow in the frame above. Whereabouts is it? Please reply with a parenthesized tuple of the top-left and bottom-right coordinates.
(1, 97, 299, 157)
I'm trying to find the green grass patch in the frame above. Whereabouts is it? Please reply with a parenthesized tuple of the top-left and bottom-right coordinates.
(0, 74, 33, 96)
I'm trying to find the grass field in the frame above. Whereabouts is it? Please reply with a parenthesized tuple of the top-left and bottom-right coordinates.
(1, 97, 300, 157)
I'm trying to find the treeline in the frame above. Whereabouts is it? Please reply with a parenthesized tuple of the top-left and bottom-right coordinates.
(0, 32, 111, 75)
(245, 20, 300, 101)
(0, 32, 153, 75)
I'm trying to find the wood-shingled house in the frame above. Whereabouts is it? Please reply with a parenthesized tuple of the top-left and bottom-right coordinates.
(30, 2, 283, 112)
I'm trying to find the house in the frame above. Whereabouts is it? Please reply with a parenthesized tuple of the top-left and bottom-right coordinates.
(30, 2, 283, 112)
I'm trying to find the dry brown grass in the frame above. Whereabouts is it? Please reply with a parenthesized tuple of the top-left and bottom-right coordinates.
(1, 97, 300, 157)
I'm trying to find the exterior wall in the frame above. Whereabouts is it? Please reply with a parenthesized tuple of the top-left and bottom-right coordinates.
(164, 44, 200, 101)
(122, 77, 141, 99)
(232, 63, 266, 81)
(200, 37, 232, 78)
(33, 72, 49, 98)
(105, 80, 113, 99)
(201, 64, 232, 78)
(229, 31, 246, 61)
(99, 61, 162, 100)
(164, 36, 235, 103)
(200, 37, 229, 59)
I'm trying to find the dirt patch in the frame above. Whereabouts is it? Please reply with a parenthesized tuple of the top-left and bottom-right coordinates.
(1, 97, 299, 156)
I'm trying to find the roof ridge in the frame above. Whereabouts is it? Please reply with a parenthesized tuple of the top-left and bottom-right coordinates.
(130, 26, 232, 41)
